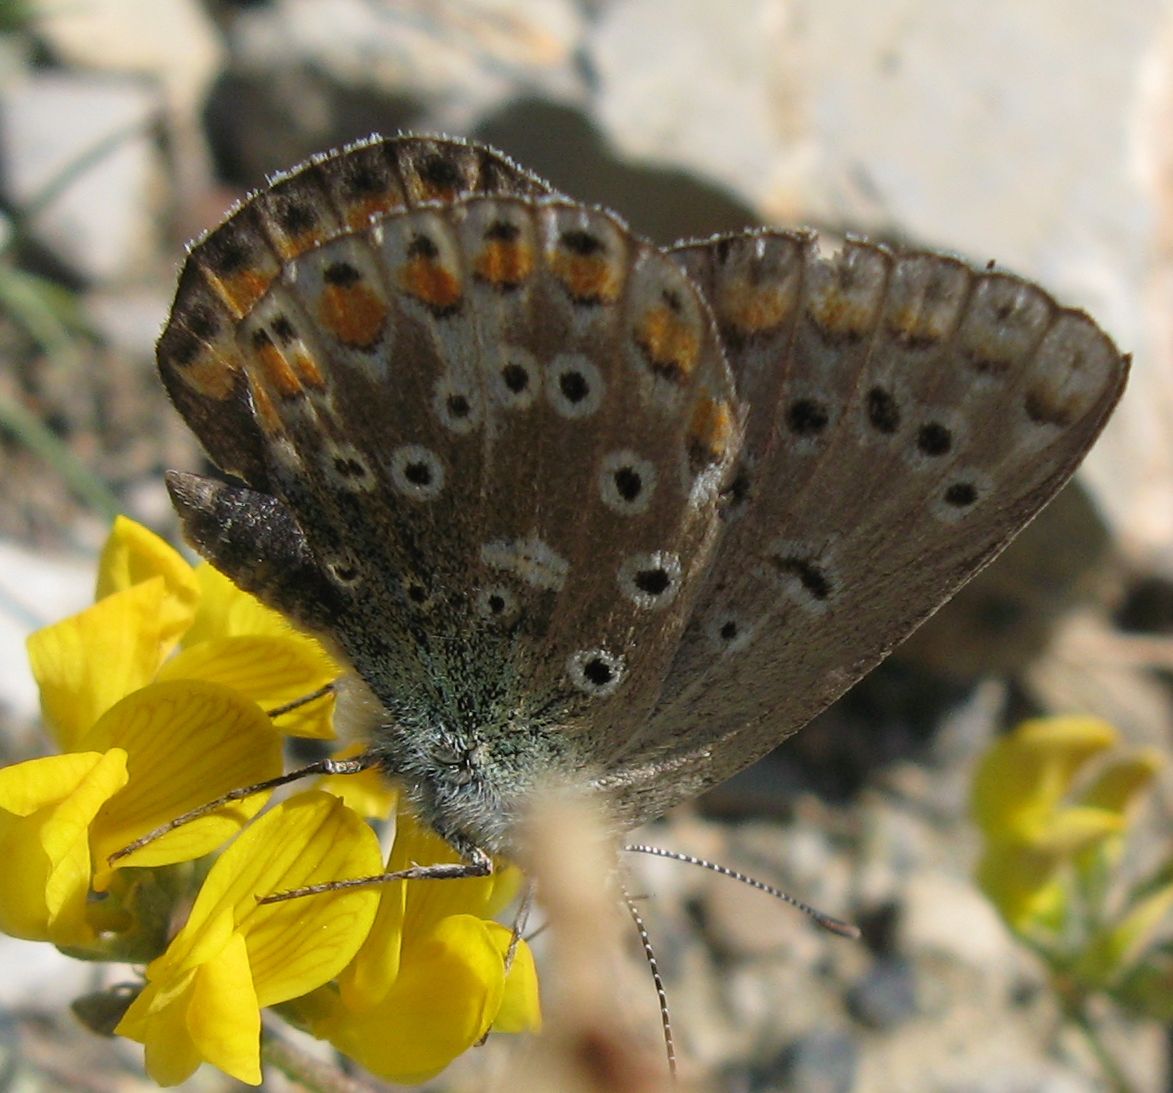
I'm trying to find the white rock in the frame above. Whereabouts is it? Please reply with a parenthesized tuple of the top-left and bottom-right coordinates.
(34, 0, 222, 120)
(899, 870, 1016, 973)
(1, 73, 161, 282)
(587, 0, 1172, 575)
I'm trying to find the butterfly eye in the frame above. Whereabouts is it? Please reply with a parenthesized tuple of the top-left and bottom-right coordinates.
(323, 550, 363, 589)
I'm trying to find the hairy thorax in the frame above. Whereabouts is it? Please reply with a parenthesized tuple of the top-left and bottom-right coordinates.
(366, 716, 582, 856)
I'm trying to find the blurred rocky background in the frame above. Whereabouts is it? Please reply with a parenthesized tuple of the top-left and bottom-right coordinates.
(0, 1, 1170, 1090)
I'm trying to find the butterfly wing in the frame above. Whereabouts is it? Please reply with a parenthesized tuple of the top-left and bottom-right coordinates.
(158, 134, 556, 493)
(158, 138, 743, 820)
(598, 230, 1128, 825)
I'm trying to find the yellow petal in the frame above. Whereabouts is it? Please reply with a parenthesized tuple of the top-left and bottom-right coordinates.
(96, 517, 199, 649)
(186, 563, 307, 644)
(972, 717, 1117, 839)
(1079, 748, 1165, 814)
(394, 809, 516, 926)
(335, 861, 408, 1011)
(488, 925, 541, 1033)
(83, 681, 282, 885)
(188, 929, 262, 1085)
(336, 807, 508, 1011)
(0, 751, 128, 943)
(27, 581, 170, 751)
(167, 792, 381, 1006)
(119, 970, 205, 1087)
(1028, 805, 1126, 856)
(158, 636, 338, 739)
(317, 914, 507, 1084)
(976, 842, 1068, 931)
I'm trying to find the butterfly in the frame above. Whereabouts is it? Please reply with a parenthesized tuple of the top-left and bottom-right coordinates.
(156, 133, 1127, 871)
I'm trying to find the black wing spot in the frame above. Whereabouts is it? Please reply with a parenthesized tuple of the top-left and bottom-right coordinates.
(771, 554, 832, 601)
(275, 199, 318, 236)
(788, 399, 830, 436)
(418, 153, 463, 192)
(502, 363, 529, 392)
(271, 315, 297, 344)
(867, 387, 901, 434)
(404, 461, 432, 486)
(634, 567, 671, 597)
(917, 422, 953, 456)
(560, 230, 605, 256)
(583, 656, 614, 686)
(407, 234, 440, 260)
(484, 220, 521, 242)
(560, 370, 589, 403)
(944, 481, 978, 507)
(613, 466, 642, 502)
(323, 261, 363, 286)
(202, 236, 251, 276)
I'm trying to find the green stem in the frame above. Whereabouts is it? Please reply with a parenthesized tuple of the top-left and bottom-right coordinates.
(1067, 998, 1137, 1093)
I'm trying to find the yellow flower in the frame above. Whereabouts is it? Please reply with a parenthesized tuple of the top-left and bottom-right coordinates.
(117, 793, 383, 1086)
(299, 807, 541, 1083)
(28, 516, 341, 747)
(4, 518, 544, 1085)
(2, 518, 342, 944)
(973, 717, 1161, 931)
(0, 750, 128, 944)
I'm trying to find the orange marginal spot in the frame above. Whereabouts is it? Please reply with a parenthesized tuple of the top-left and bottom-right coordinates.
(292, 352, 327, 391)
(318, 282, 388, 350)
(175, 352, 242, 400)
(549, 253, 622, 305)
(635, 306, 701, 383)
(252, 337, 303, 398)
(886, 303, 953, 348)
(718, 276, 793, 336)
(400, 258, 463, 314)
(474, 240, 535, 289)
(273, 226, 327, 262)
(344, 192, 404, 231)
(688, 395, 734, 464)
(807, 287, 876, 341)
(209, 266, 274, 317)
(247, 372, 283, 432)
(1024, 382, 1080, 427)
(411, 175, 458, 204)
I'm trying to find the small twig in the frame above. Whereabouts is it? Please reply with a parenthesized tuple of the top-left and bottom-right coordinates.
(262, 1027, 375, 1093)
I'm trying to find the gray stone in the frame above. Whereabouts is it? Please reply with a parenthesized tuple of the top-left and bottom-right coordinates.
(0, 72, 162, 281)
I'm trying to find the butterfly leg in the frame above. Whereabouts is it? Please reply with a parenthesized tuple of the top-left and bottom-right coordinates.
(258, 843, 493, 904)
(107, 752, 380, 865)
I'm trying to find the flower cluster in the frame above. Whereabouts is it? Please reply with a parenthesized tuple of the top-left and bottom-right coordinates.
(972, 715, 1172, 1024)
(0, 517, 539, 1086)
